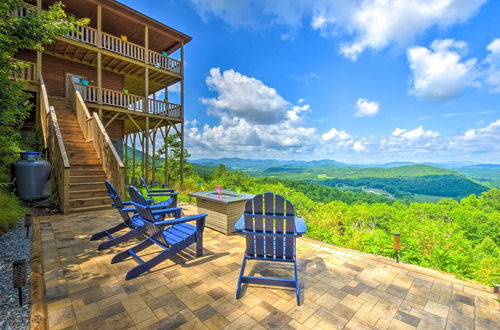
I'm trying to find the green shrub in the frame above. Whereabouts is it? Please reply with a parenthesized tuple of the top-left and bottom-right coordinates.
(0, 189, 25, 233)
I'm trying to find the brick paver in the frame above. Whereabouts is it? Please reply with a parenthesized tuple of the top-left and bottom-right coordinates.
(39, 205, 500, 329)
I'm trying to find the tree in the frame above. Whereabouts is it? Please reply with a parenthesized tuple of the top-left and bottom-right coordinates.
(0, 0, 87, 179)
(156, 132, 191, 184)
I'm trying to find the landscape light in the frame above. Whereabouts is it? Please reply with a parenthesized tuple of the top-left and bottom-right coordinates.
(24, 213, 32, 237)
(393, 233, 400, 263)
(12, 259, 27, 306)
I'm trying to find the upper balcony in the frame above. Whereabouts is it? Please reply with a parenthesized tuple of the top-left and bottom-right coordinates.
(64, 25, 182, 76)
(75, 83, 182, 121)
(12, 1, 191, 87)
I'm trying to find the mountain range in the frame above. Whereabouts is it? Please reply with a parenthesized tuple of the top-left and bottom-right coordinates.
(191, 157, 498, 170)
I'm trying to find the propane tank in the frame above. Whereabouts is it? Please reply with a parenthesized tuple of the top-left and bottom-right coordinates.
(13, 152, 51, 200)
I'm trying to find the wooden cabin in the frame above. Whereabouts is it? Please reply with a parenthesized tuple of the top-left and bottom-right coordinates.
(12, 0, 191, 213)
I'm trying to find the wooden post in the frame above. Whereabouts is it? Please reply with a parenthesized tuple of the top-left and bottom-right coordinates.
(36, 0, 42, 81)
(124, 134, 128, 184)
(132, 133, 136, 182)
(152, 128, 156, 183)
(145, 118, 150, 183)
(97, 5, 102, 105)
(141, 131, 145, 178)
(180, 43, 185, 187)
(35, 0, 42, 139)
(144, 25, 149, 113)
(164, 126, 170, 185)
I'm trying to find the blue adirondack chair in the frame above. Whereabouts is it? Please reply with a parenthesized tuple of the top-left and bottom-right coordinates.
(140, 176, 176, 198)
(90, 180, 180, 250)
(111, 186, 207, 280)
(234, 192, 307, 305)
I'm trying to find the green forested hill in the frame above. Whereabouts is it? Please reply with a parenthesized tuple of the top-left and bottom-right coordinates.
(259, 178, 395, 204)
(454, 167, 500, 188)
(263, 164, 456, 179)
(321, 174, 489, 198)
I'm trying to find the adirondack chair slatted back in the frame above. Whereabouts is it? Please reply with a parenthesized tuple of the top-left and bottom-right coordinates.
(140, 177, 151, 194)
(105, 180, 133, 224)
(244, 192, 296, 259)
(105, 180, 124, 208)
(128, 186, 170, 247)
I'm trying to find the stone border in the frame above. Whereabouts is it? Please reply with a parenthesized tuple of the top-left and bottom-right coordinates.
(301, 236, 494, 294)
(29, 216, 47, 330)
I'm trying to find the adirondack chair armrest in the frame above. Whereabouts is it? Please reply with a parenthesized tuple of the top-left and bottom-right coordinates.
(295, 217, 307, 235)
(155, 213, 208, 227)
(122, 201, 134, 206)
(234, 216, 245, 232)
(150, 207, 182, 217)
(149, 188, 175, 193)
(147, 192, 178, 197)
(129, 201, 177, 211)
(149, 201, 177, 210)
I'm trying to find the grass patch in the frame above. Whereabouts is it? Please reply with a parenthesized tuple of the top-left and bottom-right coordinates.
(0, 189, 26, 233)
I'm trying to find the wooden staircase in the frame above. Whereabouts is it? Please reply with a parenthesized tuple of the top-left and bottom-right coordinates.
(48, 97, 111, 213)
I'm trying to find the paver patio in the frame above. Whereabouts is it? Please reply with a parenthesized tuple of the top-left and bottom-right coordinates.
(38, 204, 499, 329)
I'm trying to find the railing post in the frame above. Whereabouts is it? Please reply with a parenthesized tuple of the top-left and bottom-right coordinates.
(144, 25, 149, 114)
(97, 5, 102, 106)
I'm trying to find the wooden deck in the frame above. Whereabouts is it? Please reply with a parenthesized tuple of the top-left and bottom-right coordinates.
(38, 206, 499, 329)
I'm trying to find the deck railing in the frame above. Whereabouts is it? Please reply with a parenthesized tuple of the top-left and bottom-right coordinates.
(101, 88, 144, 111)
(75, 83, 182, 118)
(101, 32, 145, 62)
(70, 81, 125, 197)
(39, 77, 71, 213)
(11, 61, 36, 82)
(65, 25, 97, 46)
(8, 5, 29, 18)
(148, 51, 181, 75)
(148, 99, 182, 118)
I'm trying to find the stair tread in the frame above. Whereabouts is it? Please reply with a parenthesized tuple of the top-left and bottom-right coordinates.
(69, 196, 110, 202)
(70, 188, 107, 192)
(70, 175, 106, 178)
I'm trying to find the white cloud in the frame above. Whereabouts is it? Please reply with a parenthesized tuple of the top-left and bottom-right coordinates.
(407, 39, 479, 101)
(353, 141, 366, 152)
(201, 68, 289, 124)
(380, 126, 441, 154)
(188, 68, 322, 156)
(355, 98, 380, 117)
(400, 126, 440, 140)
(463, 118, 500, 141)
(485, 39, 500, 93)
(189, 0, 486, 60)
(392, 128, 406, 137)
(187, 115, 318, 154)
(321, 128, 352, 142)
(338, 0, 486, 60)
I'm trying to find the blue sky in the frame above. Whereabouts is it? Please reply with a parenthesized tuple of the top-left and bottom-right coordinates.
(121, 0, 500, 163)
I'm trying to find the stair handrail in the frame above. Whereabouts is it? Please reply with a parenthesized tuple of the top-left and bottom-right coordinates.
(39, 76, 71, 213)
(70, 81, 125, 197)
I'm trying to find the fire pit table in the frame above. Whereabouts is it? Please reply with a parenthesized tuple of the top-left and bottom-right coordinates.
(188, 190, 255, 235)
